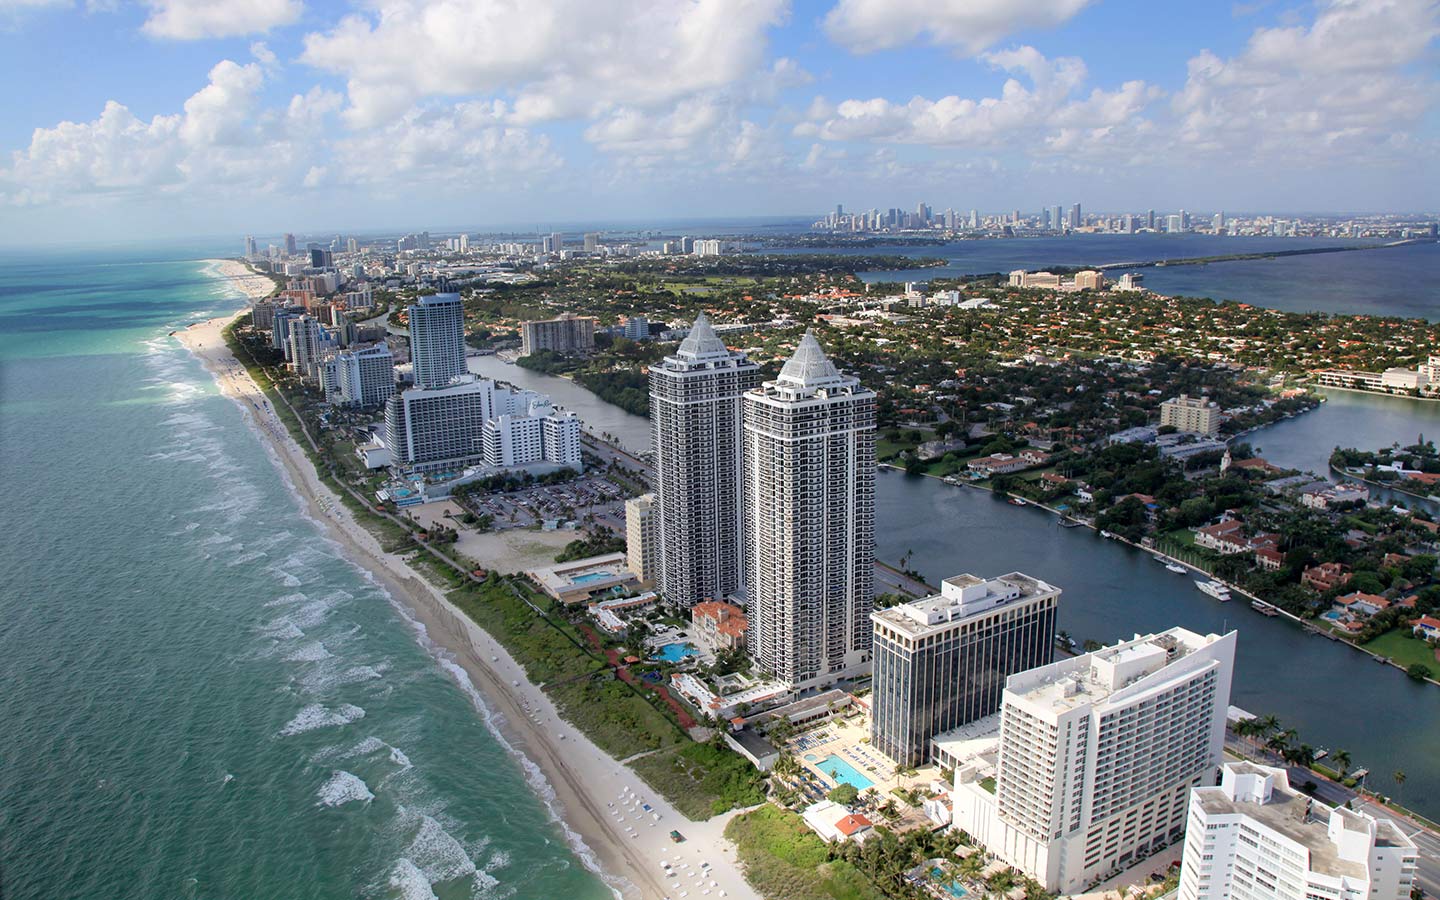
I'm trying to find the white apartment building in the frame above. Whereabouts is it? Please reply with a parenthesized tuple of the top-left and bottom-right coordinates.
(625, 493, 658, 584)
(649, 313, 760, 607)
(286, 314, 331, 381)
(871, 573, 1059, 768)
(1179, 762, 1417, 900)
(383, 378, 494, 470)
(953, 627, 1237, 894)
(1160, 394, 1222, 435)
(333, 342, 395, 407)
(692, 239, 723, 257)
(407, 293, 467, 389)
(743, 330, 877, 691)
(483, 399, 583, 469)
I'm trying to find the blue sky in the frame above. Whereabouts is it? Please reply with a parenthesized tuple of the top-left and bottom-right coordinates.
(1, 0, 1436, 241)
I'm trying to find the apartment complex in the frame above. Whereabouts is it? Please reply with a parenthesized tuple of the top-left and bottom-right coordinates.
(625, 493, 658, 584)
(953, 628, 1236, 894)
(520, 313, 596, 356)
(1160, 394, 1222, 435)
(1179, 762, 1417, 900)
(482, 399, 582, 469)
(649, 314, 760, 607)
(332, 343, 395, 407)
(407, 293, 468, 388)
(383, 379, 494, 469)
(871, 572, 1059, 768)
(743, 330, 876, 691)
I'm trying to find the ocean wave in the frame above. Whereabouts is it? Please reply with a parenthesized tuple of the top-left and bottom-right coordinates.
(264, 592, 308, 608)
(285, 641, 332, 663)
(279, 703, 366, 737)
(407, 815, 476, 884)
(316, 770, 374, 807)
(225, 549, 268, 567)
(382, 596, 623, 897)
(387, 859, 438, 900)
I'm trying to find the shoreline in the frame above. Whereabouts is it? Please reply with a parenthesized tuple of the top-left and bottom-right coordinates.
(174, 305, 760, 900)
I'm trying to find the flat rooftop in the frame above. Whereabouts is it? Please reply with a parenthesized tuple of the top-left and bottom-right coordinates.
(873, 571, 1058, 637)
(1010, 628, 1221, 713)
(1194, 762, 1370, 881)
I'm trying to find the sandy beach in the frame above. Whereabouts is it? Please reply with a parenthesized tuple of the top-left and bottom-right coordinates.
(175, 300, 761, 900)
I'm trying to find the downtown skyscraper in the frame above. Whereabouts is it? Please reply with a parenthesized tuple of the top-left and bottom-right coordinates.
(743, 331, 876, 691)
(648, 314, 760, 608)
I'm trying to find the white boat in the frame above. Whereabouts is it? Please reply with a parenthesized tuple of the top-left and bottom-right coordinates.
(1196, 580, 1231, 601)
(1165, 563, 1187, 574)
(1099, 530, 1114, 539)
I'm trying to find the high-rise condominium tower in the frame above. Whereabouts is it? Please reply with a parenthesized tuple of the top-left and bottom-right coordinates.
(954, 628, 1236, 894)
(408, 293, 467, 389)
(743, 330, 876, 691)
(648, 314, 760, 607)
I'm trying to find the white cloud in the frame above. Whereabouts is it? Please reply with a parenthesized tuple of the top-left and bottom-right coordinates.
(0, 56, 338, 204)
(300, 0, 788, 128)
(806, 47, 1157, 153)
(1172, 0, 1440, 162)
(823, 0, 1094, 55)
(330, 101, 560, 186)
(142, 0, 302, 40)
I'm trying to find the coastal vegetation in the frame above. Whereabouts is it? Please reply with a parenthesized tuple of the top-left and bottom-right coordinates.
(554, 530, 627, 563)
(224, 318, 768, 819)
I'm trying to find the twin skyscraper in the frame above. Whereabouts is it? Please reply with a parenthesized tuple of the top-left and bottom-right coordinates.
(649, 314, 876, 692)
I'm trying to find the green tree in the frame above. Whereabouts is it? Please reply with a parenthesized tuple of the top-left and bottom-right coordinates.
(827, 783, 860, 806)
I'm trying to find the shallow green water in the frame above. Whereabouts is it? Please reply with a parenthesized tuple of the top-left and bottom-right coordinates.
(0, 248, 616, 900)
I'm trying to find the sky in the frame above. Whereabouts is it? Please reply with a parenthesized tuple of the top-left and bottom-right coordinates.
(0, 0, 1437, 241)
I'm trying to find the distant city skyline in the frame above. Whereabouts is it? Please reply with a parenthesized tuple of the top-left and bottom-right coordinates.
(0, 0, 1437, 241)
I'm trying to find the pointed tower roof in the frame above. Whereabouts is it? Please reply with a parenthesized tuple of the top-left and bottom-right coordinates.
(776, 329, 844, 389)
(675, 312, 732, 360)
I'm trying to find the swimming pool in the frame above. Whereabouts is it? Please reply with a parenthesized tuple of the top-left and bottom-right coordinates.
(932, 868, 968, 897)
(814, 753, 874, 791)
(569, 571, 615, 584)
(652, 642, 696, 662)
(1322, 611, 1342, 621)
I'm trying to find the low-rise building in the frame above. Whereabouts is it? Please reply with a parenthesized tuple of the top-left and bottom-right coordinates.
(692, 600, 748, 652)
(1411, 615, 1440, 641)
(527, 553, 638, 604)
(966, 453, 1033, 476)
(802, 801, 874, 844)
(1302, 562, 1352, 593)
(1195, 520, 1249, 554)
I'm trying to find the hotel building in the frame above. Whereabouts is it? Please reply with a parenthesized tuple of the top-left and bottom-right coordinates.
(333, 343, 396, 408)
(649, 313, 760, 607)
(743, 330, 876, 691)
(408, 293, 467, 388)
(871, 573, 1059, 768)
(1179, 762, 1416, 900)
(953, 627, 1236, 894)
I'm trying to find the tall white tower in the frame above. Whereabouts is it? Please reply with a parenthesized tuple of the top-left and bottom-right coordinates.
(407, 293, 466, 389)
(648, 314, 760, 607)
(743, 330, 876, 691)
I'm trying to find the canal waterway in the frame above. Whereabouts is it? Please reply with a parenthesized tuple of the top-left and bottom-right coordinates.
(483, 356, 1440, 817)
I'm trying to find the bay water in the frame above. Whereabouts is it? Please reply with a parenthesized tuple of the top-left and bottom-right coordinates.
(0, 248, 615, 900)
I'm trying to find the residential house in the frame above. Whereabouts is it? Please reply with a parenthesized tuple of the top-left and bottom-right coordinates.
(1195, 520, 1250, 554)
(1307, 558, 1347, 593)
(692, 600, 748, 652)
(1413, 615, 1440, 641)
(966, 453, 1032, 477)
(1334, 591, 1390, 618)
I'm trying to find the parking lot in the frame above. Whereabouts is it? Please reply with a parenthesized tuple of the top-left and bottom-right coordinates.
(460, 474, 630, 532)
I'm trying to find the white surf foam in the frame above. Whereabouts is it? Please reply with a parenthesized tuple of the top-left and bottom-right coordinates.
(285, 641, 332, 663)
(407, 815, 477, 883)
(387, 859, 438, 900)
(316, 770, 374, 807)
(278, 703, 366, 737)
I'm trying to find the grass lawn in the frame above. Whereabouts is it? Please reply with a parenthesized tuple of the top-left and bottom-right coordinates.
(631, 740, 766, 819)
(724, 805, 885, 900)
(1362, 628, 1439, 673)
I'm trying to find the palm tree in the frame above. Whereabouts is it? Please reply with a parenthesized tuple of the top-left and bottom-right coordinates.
(1393, 769, 1407, 801)
(1256, 714, 1281, 736)
(1331, 749, 1351, 779)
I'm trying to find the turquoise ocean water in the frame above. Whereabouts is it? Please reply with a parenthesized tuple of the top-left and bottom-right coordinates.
(0, 247, 616, 900)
